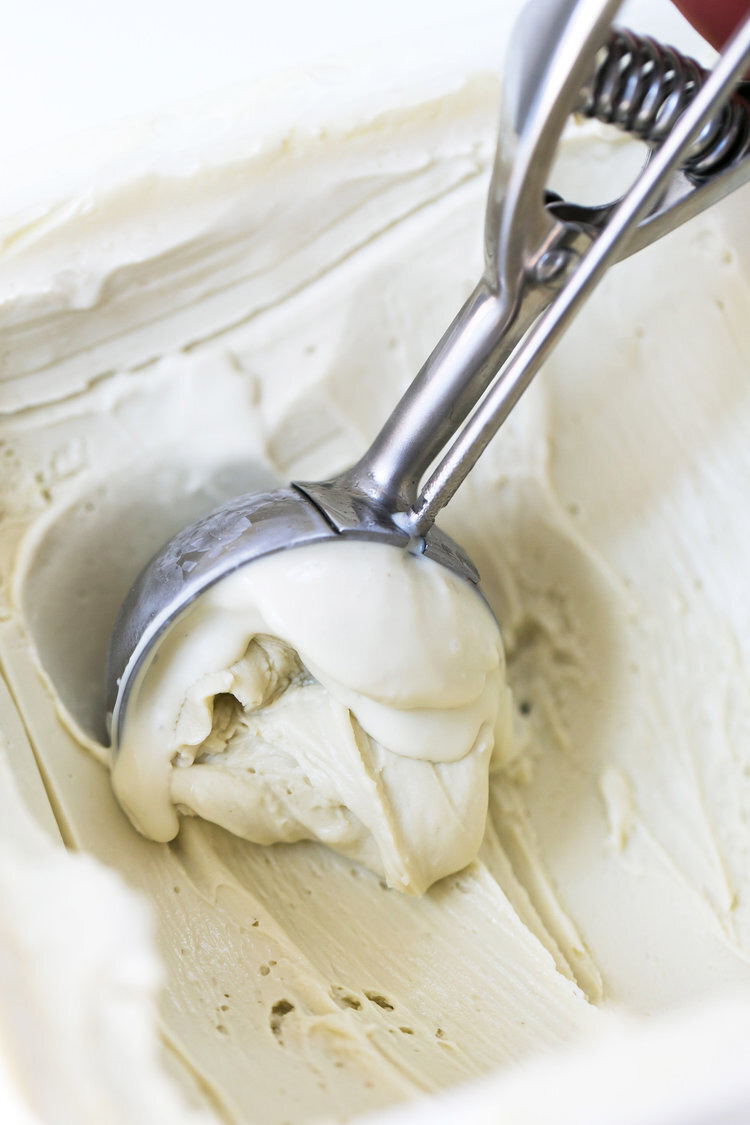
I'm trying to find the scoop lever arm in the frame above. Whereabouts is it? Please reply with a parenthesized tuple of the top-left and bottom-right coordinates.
(408, 14, 750, 535)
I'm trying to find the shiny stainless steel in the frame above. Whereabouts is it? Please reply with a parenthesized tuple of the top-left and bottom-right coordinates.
(557, 30, 750, 258)
(299, 14, 750, 528)
(106, 489, 476, 735)
(107, 0, 750, 747)
(581, 29, 750, 177)
(300, 0, 621, 522)
(409, 13, 750, 533)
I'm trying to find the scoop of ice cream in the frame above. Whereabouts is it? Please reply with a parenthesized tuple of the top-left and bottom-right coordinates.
(111, 538, 513, 894)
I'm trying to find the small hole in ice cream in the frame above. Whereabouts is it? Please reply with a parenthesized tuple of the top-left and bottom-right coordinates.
(330, 986, 362, 1011)
(269, 999, 295, 1040)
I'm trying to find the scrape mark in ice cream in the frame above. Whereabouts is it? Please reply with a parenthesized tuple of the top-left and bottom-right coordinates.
(364, 992, 394, 1011)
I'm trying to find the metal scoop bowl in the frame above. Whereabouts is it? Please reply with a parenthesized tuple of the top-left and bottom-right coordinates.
(106, 0, 750, 747)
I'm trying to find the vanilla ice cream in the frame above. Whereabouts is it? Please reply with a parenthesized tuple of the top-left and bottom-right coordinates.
(2, 4, 750, 1123)
(112, 540, 512, 894)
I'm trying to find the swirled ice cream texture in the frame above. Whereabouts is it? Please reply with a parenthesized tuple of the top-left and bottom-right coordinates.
(4, 12, 750, 1120)
(114, 540, 512, 894)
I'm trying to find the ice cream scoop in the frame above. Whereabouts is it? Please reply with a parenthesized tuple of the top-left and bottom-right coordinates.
(106, 0, 750, 747)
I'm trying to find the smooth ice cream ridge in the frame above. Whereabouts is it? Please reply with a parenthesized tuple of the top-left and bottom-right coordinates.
(114, 539, 514, 894)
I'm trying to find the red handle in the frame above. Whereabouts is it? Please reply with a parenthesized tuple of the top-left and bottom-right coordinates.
(673, 0, 750, 49)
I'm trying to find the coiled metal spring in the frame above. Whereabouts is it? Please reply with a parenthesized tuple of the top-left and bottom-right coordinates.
(579, 28, 750, 180)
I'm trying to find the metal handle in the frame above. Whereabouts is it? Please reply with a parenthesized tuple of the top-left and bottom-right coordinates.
(408, 13, 750, 535)
(340, 0, 620, 513)
(297, 2, 750, 549)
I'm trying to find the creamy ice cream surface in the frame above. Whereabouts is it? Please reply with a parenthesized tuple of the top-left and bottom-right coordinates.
(2, 7, 750, 1122)
(113, 540, 512, 894)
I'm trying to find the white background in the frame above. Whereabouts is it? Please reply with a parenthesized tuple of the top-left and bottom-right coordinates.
(0, 0, 705, 161)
